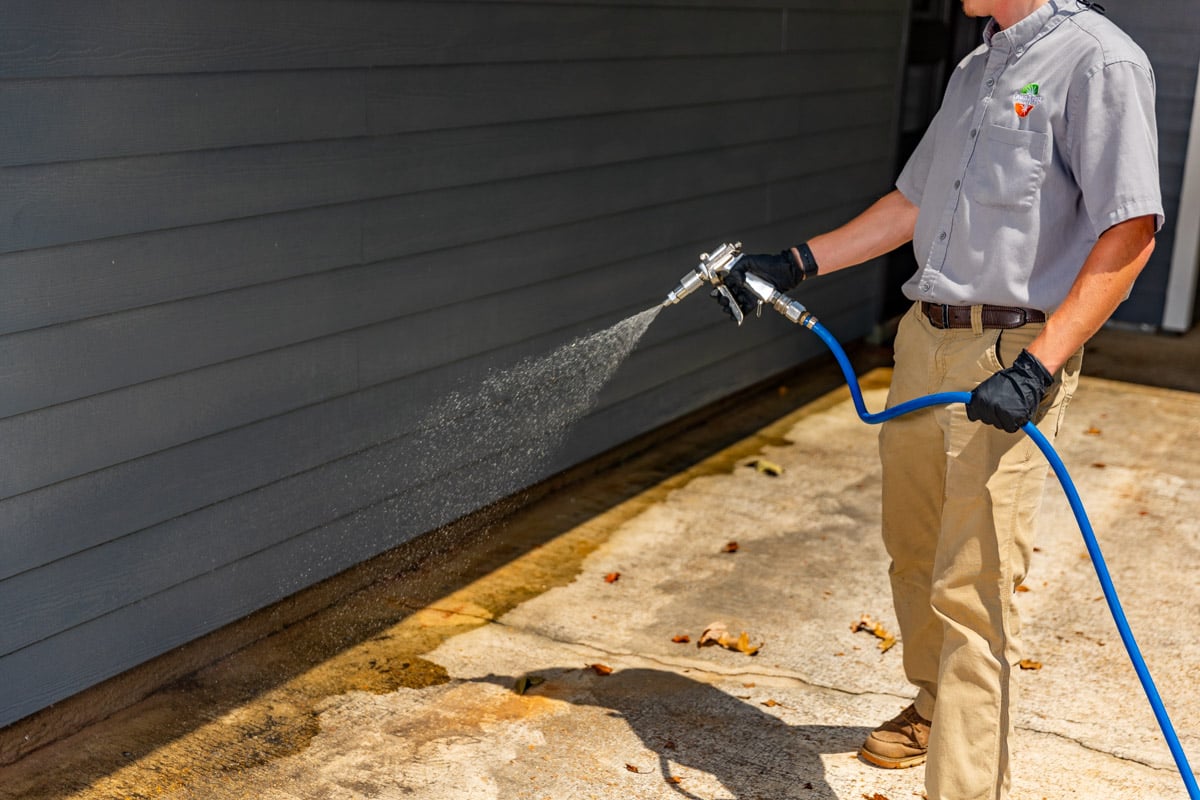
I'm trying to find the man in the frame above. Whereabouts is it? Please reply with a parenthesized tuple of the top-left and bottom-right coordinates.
(718, 1, 1162, 798)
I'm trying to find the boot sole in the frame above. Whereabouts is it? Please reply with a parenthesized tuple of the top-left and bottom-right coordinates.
(858, 746, 928, 769)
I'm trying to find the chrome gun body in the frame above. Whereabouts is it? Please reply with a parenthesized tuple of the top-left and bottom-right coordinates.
(661, 241, 747, 324)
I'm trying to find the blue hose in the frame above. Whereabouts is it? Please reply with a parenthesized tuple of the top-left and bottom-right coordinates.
(805, 317, 1199, 799)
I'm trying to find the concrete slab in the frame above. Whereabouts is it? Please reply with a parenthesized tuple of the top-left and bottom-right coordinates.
(1, 368, 1197, 800)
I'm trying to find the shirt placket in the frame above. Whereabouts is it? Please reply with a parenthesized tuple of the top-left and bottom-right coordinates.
(916, 43, 1012, 296)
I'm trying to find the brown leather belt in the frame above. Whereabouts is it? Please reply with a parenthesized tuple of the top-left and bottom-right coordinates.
(920, 301, 1046, 330)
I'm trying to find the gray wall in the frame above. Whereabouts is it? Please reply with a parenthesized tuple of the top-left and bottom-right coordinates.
(1106, 1, 1200, 326)
(0, 0, 907, 727)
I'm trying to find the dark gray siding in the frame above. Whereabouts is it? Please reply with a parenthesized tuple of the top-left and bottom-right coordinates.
(0, 0, 907, 726)
(1105, 1, 1200, 326)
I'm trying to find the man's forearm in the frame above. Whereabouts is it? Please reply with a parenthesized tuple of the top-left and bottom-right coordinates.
(806, 190, 919, 275)
(1027, 215, 1158, 374)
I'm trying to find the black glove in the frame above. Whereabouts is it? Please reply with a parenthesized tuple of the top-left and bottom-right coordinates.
(966, 350, 1054, 433)
(716, 249, 808, 321)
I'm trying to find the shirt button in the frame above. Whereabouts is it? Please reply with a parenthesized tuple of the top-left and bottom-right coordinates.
(986, 78, 995, 87)
(920, 281, 932, 292)
(954, 179, 961, 189)
(938, 231, 947, 241)
(970, 128, 978, 138)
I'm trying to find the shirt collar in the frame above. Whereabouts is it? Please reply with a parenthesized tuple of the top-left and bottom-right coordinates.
(982, 0, 1070, 52)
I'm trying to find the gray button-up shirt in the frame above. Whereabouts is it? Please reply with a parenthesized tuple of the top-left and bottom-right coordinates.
(896, 0, 1164, 313)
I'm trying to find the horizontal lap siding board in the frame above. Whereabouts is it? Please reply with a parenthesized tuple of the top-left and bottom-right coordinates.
(1103, 8, 1200, 326)
(1, 3, 783, 77)
(1, 49, 904, 168)
(0, 0, 907, 726)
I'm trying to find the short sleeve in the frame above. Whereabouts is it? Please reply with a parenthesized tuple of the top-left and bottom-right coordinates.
(1066, 60, 1164, 237)
(896, 107, 941, 206)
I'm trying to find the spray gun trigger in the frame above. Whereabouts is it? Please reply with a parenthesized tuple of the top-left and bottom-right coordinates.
(713, 285, 744, 326)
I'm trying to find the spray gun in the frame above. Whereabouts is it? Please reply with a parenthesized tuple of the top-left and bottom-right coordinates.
(662, 241, 815, 329)
(661, 242, 748, 325)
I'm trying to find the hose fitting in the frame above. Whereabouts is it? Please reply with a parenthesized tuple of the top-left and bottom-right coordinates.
(743, 273, 817, 328)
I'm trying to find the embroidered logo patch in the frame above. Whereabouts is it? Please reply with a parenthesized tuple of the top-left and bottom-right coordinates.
(1013, 83, 1043, 118)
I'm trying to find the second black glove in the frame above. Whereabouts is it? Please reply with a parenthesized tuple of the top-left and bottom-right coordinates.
(965, 350, 1054, 433)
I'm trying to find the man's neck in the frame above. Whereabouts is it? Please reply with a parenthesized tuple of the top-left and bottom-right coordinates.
(992, 0, 1051, 30)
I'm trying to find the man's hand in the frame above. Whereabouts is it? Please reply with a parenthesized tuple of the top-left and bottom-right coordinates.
(715, 251, 803, 321)
(966, 350, 1054, 433)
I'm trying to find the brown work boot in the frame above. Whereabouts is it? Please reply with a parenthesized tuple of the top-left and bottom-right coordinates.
(859, 704, 931, 769)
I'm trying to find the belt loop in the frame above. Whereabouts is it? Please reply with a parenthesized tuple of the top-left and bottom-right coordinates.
(941, 305, 950, 329)
(970, 304, 984, 334)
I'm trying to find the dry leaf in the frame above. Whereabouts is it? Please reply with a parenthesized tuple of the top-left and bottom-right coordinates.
(1092, 462, 1107, 469)
(1015, 584, 1030, 593)
(721, 541, 739, 553)
(1018, 659, 1043, 670)
(762, 699, 780, 707)
(735, 632, 760, 655)
(671, 634, 690, 644)
(698, 622, 729, 647)
(589, 663, 614, 676)
(747, 459, 784, 476)
(604, 572, 620, 583)
(625, 763, 641, 773)
(863, 793, 891, 800)
(852, 614, 897, 653)
(667, 776, 682, 784)
(742, 682, 756, 688)
(698, 622, 762, 656)
(1085, 427, 1102, 436)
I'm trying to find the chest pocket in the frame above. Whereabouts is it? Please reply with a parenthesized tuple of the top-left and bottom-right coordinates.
(966, 125, 1050, 210)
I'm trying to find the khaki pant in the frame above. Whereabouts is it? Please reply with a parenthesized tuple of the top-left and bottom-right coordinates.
(878, 303, 1083, 800)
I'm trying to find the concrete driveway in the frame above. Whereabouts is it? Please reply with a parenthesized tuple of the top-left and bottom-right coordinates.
(2, 366, 1197, 800)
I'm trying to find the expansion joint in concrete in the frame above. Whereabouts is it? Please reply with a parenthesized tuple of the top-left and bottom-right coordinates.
(1016, 721, 1180, 774)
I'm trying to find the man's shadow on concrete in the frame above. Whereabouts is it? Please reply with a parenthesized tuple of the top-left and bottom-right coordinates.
(479, 666, 876, 800)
